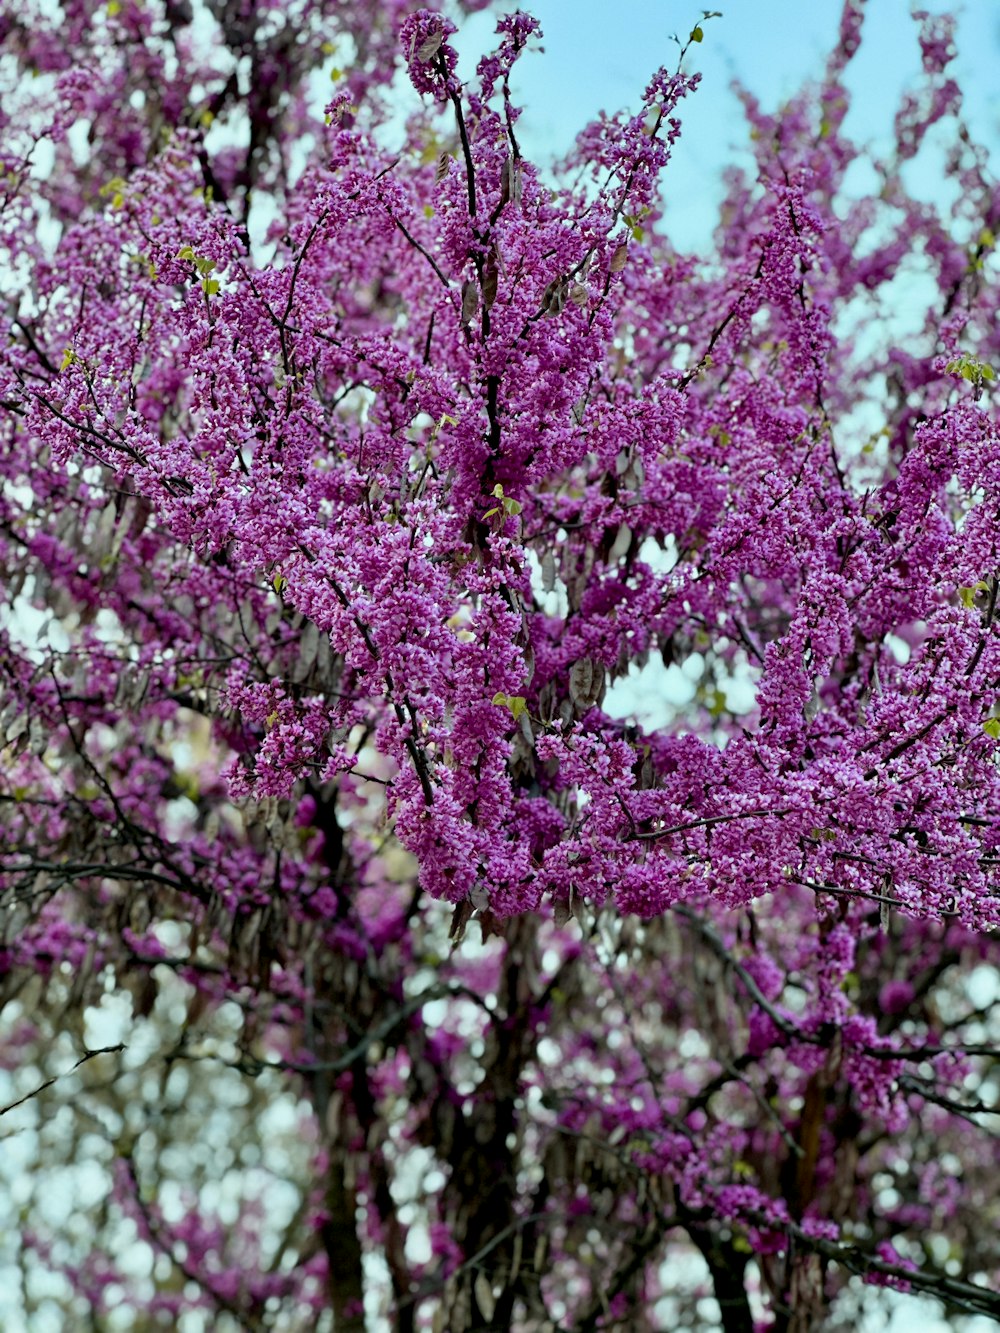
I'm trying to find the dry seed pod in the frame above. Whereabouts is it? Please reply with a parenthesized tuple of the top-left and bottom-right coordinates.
(569, 657, 604, 711)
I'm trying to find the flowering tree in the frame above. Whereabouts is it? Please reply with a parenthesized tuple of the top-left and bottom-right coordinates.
(2, 0, 1000, 1328)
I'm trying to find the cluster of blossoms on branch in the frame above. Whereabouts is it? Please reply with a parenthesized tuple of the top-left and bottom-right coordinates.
(1, 0, 999, 1329)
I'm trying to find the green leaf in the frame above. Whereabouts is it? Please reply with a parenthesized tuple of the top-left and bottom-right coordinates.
(690, 24, 704, 41)
(492, 692, 528, 720)
(958, 581, 989, 609)
(202, 278, 220, 296)
(946, 353, 996, 386)
(984, 718, 1000, 740)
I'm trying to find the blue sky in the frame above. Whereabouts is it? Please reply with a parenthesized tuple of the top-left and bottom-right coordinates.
(453, 0, 1000, 250)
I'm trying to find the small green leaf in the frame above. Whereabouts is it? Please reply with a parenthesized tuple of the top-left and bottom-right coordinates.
(202, 278, 220, 295)
(690, 24, 704, 41)
(984, 718, 1000, 740)
(492, 692, 527, 720)
(959, 581, 989, 609)
(946, 353, 996, 388)
(60, 348, 76, 371)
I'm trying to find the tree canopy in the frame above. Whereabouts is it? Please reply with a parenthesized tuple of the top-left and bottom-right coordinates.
(1, 2, 999, 1329)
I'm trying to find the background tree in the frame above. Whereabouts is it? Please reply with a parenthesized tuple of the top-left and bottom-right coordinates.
(2, 1, 999, 1329)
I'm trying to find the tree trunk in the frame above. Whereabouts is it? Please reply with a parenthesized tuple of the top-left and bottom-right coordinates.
(685, 1223, 755, 1333)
